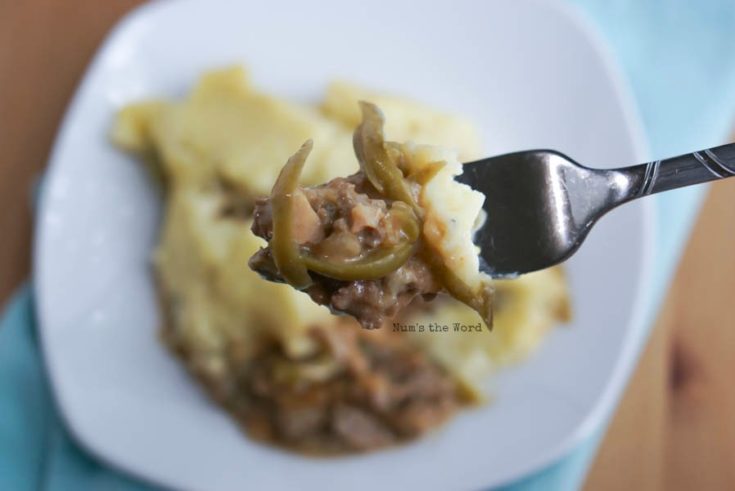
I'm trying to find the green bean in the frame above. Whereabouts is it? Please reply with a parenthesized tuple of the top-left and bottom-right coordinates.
(420, 247, 494, 330)
(353, 102, 418, 209)
(270, 140, 313, 289)
(301, 202, 420, 281)
(302, 241, 416, 281)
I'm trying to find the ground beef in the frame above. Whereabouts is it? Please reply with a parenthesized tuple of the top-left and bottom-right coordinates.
(249, 173, 440, 329)
(231, 322, 460, 454)
(159, 270, 460, 456)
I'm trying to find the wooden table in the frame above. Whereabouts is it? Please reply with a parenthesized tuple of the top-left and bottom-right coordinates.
(584, 178, 735, 490)
(2, 2, 734, 489)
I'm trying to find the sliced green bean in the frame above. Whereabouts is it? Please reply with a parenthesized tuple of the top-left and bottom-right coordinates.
(302, 241, 416, 281)
(420, 247, 494, 330)
(353, 102, 418, 209)
(270, 140, 313, 289)
(301, 202, 420, 281)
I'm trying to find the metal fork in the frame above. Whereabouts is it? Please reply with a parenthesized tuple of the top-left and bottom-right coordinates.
(457, 143, 735, 277)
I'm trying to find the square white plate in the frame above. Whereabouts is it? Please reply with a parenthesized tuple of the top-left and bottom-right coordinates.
(34, 0, 653, 489)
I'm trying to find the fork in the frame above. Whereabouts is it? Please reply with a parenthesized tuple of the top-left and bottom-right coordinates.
(456, 143, 735, 277)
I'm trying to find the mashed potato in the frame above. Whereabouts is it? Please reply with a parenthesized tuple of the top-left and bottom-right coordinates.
(112, 66, 569, 404)
(399, 142, 487, 290)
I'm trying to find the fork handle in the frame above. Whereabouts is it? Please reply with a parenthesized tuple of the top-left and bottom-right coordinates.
(621, 142, 735, 197)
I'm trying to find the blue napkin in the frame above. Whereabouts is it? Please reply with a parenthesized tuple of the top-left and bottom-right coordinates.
(2, 1, 735, 490)
(0, 289, 149, 490)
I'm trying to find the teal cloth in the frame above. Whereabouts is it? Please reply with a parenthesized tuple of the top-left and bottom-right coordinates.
(3, 1, 735, 489)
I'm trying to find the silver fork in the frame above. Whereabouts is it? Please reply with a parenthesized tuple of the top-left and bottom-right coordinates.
(457, 143, 735, 277)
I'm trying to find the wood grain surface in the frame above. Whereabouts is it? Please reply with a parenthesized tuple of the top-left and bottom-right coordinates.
(0, 0, 145, 303)
(1, 2, 733, 489)
(585, 178, 735, 491)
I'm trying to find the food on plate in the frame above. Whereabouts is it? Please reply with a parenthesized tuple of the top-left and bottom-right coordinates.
(112, 66, 571, 454)
(249, 102, 492, 330)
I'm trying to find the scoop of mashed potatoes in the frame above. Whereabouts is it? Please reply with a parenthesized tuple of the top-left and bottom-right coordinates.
(112, 66, 568, 400)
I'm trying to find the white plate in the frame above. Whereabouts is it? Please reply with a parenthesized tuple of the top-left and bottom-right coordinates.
(34, 0, 652, 489)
